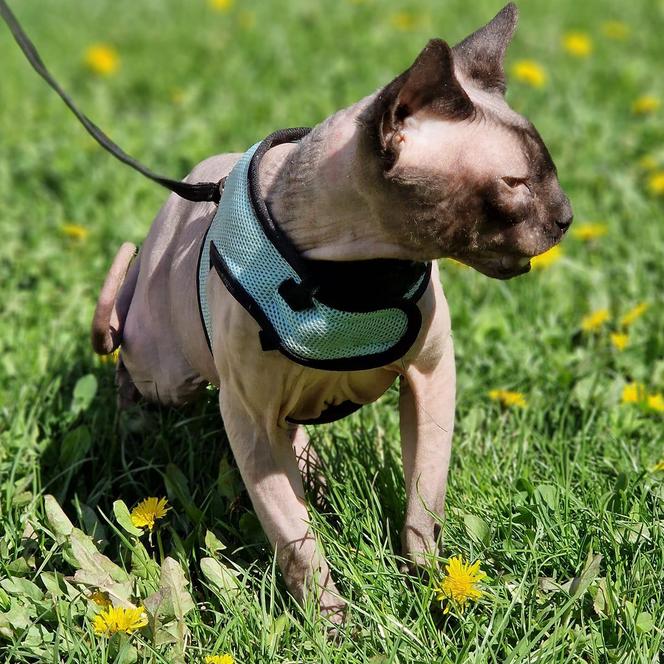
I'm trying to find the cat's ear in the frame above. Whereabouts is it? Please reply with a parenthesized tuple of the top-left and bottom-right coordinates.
(361, 39, 473, 168)
(452, 3, 518, 95)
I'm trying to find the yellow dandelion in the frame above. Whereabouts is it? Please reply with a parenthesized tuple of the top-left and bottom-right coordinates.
(601, 21, 630, 40)
(238, 10, 256, 30)
(531, 245, 562, 269)
(89, 591, 112, 608)
(209, 0, 233, 11)
(647, 393, 664, 413)
(99, 348, 120, 365)
(390, 11, 417, 31)
(61, 223, 89, 241)
(563, 32, 593, 57)
(651, 460, 664, 472)
(130, 497, 170, 533)
(648, 171, 664, 195)
(489, 389, 527, 409)
(92, 606, 147, 636)
(571, 222, 608, 241)
(639, 155, 658, 171)
(171, 87, 185, 105)
(610, 332, 629, 351)
(581, 308, 610, 333)
(622, 382, 646, 404)
(84, 44, 119, 76)
(511, 60, 547, 88)
(435, 556, 486, 612)
(633, 95, 661, 115)
(620, 302, 648, 328)
(205, 656, 235, 664)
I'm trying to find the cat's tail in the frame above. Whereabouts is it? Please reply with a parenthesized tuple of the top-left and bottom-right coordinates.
(91, 242, 139, 355)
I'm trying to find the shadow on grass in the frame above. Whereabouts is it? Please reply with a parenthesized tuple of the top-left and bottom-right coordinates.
(37, 348, 407, 572)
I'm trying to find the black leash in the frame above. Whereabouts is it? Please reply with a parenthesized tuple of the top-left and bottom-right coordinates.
(0, 0, 222, 204)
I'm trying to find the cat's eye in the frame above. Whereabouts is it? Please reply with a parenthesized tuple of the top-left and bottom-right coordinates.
(502, 176, 530, 190)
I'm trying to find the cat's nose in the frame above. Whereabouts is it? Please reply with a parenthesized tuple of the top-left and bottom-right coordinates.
(555, 198, 573, 233)
(556, 212, 573, 233)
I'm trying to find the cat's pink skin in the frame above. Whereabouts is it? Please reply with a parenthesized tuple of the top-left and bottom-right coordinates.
(93, 4, 571, 622)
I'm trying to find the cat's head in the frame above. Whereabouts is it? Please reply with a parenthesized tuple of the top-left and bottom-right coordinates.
(359, 3, 572, 278)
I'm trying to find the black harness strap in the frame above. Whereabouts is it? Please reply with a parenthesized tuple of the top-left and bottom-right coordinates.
(0, 0, 221, 204)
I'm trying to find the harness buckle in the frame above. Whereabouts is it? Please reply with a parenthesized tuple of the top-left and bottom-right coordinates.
(278, 278, 317, 311)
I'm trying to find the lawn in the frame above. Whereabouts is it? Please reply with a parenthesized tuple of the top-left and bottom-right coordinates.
(0, 0, 663, 662)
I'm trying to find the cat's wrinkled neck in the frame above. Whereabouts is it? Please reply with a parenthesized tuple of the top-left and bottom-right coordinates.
(256, 106, 424, 262)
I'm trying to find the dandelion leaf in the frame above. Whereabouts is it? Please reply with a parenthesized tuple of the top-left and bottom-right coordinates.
(113, 500, 144, 537)
(204, 529, 226, 556)
(534, 484, 558, 511)
(44, 494, 74, 543)
(69, 529, 129, 583)
(70, 374, 98, 415)
(569, 552, 603, 599)
(463, 514, 491, 545)
(131, 542, 161, 586)
(200, 557, 242, 602)
(1, 577, 44, 602)
(59, 425, 92, 467)
(159, 557, 194, 620)
(635, 611, 654, 633)
(67, 529, 133, 605)
(0, 598, 34, 636)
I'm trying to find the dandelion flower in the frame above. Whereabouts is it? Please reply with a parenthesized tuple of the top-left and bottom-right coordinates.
(622, 382, 646, 404)
(99, 348, 120, 365)
(511, 60, 547, 88)
(610, 332, 629, 351)
(531, 245, 562, 269)
(84, 44, 119, 76)
(130, 497, 170, 533)
(651, 460, 664, 472)
(620, 303, 648, 327)
(205, 656, 234, 664)
(581, 308, 610, 333)
(648, 171, 664, 195)
(563, 32, 593, 57)
(571, 222, 608, 241)
(489, 389, 527, 408)
(435, 556, 486, 612)
(209, 0, 233, 11)
(238, 10, 256, 30)
(601, 21, 630, 40)
(61, 223, 89, 241)
(633, 96, 661, 115)
(92, 606, 147, 636)
(647, 393, 664, 413)
(639, 155, 658, 171)
(390, 12, 417, 31)
(171, 88, 185, 105)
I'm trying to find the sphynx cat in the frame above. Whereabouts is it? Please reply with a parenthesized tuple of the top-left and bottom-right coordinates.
(92, 4, 572, 622)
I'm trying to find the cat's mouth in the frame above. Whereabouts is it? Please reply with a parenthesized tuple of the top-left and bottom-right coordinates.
(460, 252, 532, 280)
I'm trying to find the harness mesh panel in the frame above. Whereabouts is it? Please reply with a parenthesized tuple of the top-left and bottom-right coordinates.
(199, 143, 425, 363)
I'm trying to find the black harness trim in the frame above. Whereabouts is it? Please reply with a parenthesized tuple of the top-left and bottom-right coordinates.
(0, 0, 222, 204)
(208, 241, 428, 372)
(2, 0, 434, 423)
(202, 128, 432, 376)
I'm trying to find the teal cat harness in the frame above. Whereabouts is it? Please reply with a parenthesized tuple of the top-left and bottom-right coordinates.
(197, 128, 431, 375)
(0, 7, 431, 421)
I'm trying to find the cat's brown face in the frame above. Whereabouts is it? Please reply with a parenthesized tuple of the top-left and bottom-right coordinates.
(360, 3, 572, 278)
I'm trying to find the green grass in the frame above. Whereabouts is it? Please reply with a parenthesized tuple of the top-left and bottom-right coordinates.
(1, 0, 663, 662)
